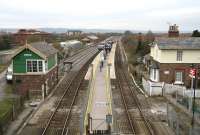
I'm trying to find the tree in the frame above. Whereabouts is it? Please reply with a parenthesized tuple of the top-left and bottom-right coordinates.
(0, 34, 12, 50)
(192, 30, 200, 37)
(146, 30, 155, 43)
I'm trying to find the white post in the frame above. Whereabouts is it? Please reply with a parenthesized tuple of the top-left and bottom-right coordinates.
(191, 77, 194, 90)
(150, 81, 152, 96)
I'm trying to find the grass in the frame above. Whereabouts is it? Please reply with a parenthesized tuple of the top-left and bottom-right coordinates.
(4, 84, 13, 95)
(0, 84, 14, 119)
(0, 64, 7, 73)
(0, 98, 13, 118)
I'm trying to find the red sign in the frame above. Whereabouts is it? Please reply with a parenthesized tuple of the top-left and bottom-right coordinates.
(189, 68, 196, 77)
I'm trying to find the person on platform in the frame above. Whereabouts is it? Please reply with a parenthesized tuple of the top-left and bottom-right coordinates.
(100, 51, 104, 72)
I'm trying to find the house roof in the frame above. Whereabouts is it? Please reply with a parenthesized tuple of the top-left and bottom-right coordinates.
(87, 35, 98, 40)
(82, 38, 90, 41)
(30, 42, 58, 57)
(154, 37, 200, 50)
(150, 60, 160, 69)
(12, 42, 58, 60)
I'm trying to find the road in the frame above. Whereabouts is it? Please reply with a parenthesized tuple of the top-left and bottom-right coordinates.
(0, 70, 7, 101)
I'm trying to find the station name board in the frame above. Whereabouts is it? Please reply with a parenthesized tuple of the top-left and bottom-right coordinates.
(24, 54, 32, 57)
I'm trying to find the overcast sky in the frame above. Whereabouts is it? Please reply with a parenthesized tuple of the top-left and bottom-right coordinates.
(0, 0, 200, 31)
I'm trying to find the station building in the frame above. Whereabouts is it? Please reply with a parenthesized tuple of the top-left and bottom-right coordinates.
(12, 41, 58, 99)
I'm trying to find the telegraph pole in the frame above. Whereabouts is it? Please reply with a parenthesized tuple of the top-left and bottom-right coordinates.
(190, 64, 197, 127)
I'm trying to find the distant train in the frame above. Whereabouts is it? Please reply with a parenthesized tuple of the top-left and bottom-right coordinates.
(97, 40, 113, 51)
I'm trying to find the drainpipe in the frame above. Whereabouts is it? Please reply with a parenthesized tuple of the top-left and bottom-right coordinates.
(149, 81, 152, 96)
(162, 82, 165, 96)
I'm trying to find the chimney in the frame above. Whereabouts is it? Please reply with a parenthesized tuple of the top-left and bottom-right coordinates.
(168, 24, 179, 37)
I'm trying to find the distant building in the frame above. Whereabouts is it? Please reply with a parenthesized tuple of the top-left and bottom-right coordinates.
(87, 35, 98, 41)
(60, 40, 83, 57)
(67, 30, 82, 36)
(12, 41, 58, 99)
(81, 37, 90, 43)
(14, 29, 49, 45)
(168, 24, 179, 37)
(60, 40, 82, 49)
(86, 35, 99, 43)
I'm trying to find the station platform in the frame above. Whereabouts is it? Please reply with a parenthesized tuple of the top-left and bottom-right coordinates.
(84, 43, 116, 134)
(85, 43, 116, 80)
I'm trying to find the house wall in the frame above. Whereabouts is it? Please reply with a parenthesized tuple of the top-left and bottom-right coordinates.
(151, 44, 200, 63)
(48, 54, 56, 70)
(150, 44, 162, 62)
(159, 63, 200, 88)
(13, 66, 58, 99)
(13, 49, 42, 73)
(160, 50, 200, 63)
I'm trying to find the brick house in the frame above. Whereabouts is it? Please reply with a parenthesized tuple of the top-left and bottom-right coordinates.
(149, 37, 200, 88)
(14, 29, 49, 45)
(12, 41, 58, 99)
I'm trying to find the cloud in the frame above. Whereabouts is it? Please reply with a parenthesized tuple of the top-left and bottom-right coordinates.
(0, 0, 200, 31)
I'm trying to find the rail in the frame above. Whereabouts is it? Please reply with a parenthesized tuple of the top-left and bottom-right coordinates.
(115, 44, 154, 135)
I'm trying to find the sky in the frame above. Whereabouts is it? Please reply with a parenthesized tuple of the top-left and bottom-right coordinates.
(0, 0, 200, 31)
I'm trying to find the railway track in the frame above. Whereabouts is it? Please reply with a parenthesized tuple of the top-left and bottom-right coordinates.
(40, 48, 98, 135)
(59, 46, 98, 72)
(18, 46, 99, 135)
(115, 44, 154, 135)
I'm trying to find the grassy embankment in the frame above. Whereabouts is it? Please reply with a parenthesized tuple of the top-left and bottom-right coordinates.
(122, 34, 152, 85)
(0, 85, 14, 120)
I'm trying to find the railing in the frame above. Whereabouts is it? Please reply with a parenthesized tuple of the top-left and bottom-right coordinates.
(82, 54, 100, 134)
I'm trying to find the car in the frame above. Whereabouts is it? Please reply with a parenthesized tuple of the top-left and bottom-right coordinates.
(6, 65, 13, 83)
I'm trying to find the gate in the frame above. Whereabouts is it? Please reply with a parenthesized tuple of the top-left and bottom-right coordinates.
(87, 114, 112, 135)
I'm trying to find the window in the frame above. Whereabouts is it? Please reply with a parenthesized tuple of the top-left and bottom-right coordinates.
(177, 50, 183, 61)
(32, 61, 37, 72)
(153, 69, 156, 80)
(26, 60, 44, 73)
(150, 68, 159, 82)
(27, 61, 32, 72)
(175, 71, 183, 83)
(38, 61, 43, 72)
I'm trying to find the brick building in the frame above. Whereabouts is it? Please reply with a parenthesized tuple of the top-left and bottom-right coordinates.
(14, 29, 49, 45)
(12, 41, 58, 99)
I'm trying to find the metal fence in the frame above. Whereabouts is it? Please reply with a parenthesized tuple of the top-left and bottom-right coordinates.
(167, 104, 200, 135)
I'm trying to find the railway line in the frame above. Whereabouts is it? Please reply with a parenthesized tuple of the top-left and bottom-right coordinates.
(41, 62, 89, 135)
(59, 46, 98, 72)
(41, 47, 99, 135)
(19, 46, 99, 135)
(115, 44, 154, 135)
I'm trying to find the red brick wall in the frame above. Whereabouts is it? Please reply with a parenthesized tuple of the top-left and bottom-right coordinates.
(13, 66, 58, 99)
(159, 63, 200, 88)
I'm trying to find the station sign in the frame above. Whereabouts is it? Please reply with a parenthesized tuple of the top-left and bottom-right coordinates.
(106, 114, 112, 124)
(189, 68, 196, 78)
(24, 54, 32, 57)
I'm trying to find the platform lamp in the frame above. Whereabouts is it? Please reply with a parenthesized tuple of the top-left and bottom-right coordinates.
(190, 64, 197, 127)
